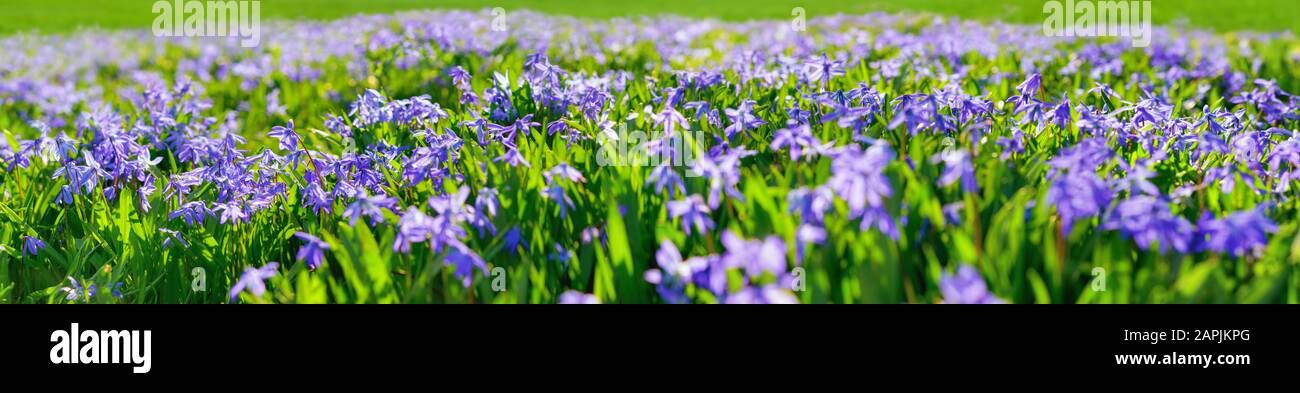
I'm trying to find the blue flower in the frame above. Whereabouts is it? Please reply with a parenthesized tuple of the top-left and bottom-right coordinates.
(1196, 208, 1278, 258)
(540, 183, 574, 218)
(1103, 196, 1193, 253)
(646, 164, 686, 199)
(343, 192, 398, 226)
(666, 195, 713, 236)
(804, 53, 845, 88)
(723, 100, 766, 140)
(267, 120, 300, 152)
(1047, 173, 1112, 234)
(60, 277, 84, 301)
(720, 230, 787, 279)
(545, 162, 586, 183)
(931, 149, 977, 193)
(159, 228, 189, 249)
(558, 291, 599, 304)
(502, 225, 527, 256)
(22, 235, 45, 257)
(294, 232, 330, 271)
(826, 143, 898, 239)
(770, 122, 831, 161)
(939, 265, 1005, 304)
(230, 262, 279, 303)
(724, 285, 798, 304)
(444, 241, 487, 288)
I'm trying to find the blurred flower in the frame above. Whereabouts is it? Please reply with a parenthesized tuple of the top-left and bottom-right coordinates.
(558, 291, 599, 304)
(667, 195, 714, 236)
(720, 230, 787, 278)
(931, 149, 977, 193)
(60, 277, 84, 301)
(229, 262, 279, 303)
(1196, 208, 1278, 258)
(1102, 196, 1193, 253)
(22, 235, 45, 257)
(444, 241, 488, 287)
(294, 232, 330, 270)
(343, 192, 398, 226)
(725, 285, 798, 304)
(502, 225, 527, 256)
(939, 265, 1004, 304)
(540, 183, 574, 218)
(545, 162, 586, 183)
(159, 228, 189, 249)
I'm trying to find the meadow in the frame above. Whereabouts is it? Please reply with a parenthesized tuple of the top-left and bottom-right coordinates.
(2, 3, 1300, 304)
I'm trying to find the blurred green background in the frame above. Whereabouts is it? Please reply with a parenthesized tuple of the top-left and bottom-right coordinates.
(1, 0, 1297, 36)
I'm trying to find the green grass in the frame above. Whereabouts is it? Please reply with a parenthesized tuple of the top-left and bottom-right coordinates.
(2, 0, 1298, 36)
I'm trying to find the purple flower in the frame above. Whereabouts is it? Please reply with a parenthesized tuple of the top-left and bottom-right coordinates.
(939, 265, 1005, 304)
(393, 206, 434, 254)
(545, 162, 586, 183)
(771, 122, 830, 161)
(931, 149, 977, 193)
(1048, 99, 1072, 130)
(444, 241, 488, 287)
(653, 240, 709, 281)
(684, 101, 721, 127)
(642, 240, 702, 305)
(558, 291, 599, 304)
(549, 243, 573, 266)
(294, 232, 330, 271)
(212, 201, 248, 224)
(1197, 208, 1278, 258)
(268, 120, 300, 152)
(502, 225, 527, 256)
(469, 188, 499, 236)
(22, 235, 45, 257)
(826, 143, 897, 239)
(651, 104, 690, 135)
(266, 89, 287, 116)
(666, 195, 714, 236)
(449, 66, 472, 90)
(494, 144, 531, 168)
(691, 148, 751, 209)
(1102, 196, 1193, 253)
(996, 130, 1025, 159)
(229, 262, 279, 303)
(60, 277, 85, 301)
(159, 228, 189, 249)
(787, 187, 835, 224)
(1015, 73, 1042, 98)
(1047, 173, 1112, 234)
(646, 164, 686, 198)
(720, 230, 787, 278)
(723, 100, 766, 140)
(724, 285, 798, 304)
(324, 114, 352, 137)
(805, 53, 846, 88)
(942, 202, 964, 226)
(343, 192, 398, 226)
(169, 201, 211, 226)
(540, 183, 574, 218)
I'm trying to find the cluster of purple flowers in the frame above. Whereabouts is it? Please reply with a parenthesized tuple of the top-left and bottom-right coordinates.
(648, 232, 799, 304)
(2, 9, 1296, 305)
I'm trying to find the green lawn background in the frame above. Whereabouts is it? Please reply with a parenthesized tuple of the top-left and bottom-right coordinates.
(1, 0, 1297, 36)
